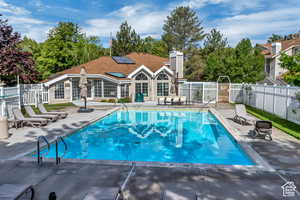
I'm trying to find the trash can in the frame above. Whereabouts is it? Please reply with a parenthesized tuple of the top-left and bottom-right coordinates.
(135, 93, 144, 102)
(0, 116, 9, 139)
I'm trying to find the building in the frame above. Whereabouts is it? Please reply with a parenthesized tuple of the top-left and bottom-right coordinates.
(259, 38, 300, 81)
(43, 51, 185, 104)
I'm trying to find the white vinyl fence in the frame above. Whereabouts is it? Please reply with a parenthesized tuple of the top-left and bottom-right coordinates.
(0, 84, 48, 118)
(179, 82, 218, 103)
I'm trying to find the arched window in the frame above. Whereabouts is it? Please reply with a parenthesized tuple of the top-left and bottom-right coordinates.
(135, 73, 148, 80)
(135, 73, 148, 97)
(157, 72, 169, 96)
(157, 72, 169, 80)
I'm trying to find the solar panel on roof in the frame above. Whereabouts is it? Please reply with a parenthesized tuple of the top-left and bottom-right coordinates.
(112, 56, 135, 64)
(106, 72, 127, 78)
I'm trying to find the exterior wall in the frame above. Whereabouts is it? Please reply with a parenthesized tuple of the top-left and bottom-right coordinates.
(48, 79, 71, 104)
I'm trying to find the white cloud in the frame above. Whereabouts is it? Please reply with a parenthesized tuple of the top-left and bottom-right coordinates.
(84, 3, 168, 39)
(0, 0, 30, 15)
(7, 16, 46, 25)
(215, 7, 300, 45)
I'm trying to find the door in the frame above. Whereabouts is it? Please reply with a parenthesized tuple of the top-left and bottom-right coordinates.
(218, 83, 229, 103)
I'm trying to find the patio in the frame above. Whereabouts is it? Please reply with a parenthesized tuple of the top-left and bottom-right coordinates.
(0, 104, 299, 199)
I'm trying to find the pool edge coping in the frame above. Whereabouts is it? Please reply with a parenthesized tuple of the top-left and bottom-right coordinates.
(13, 106, 275, 172)
(209, 108, 275, 172)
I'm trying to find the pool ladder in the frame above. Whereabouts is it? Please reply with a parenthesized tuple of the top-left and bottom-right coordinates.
(121, 102, 128, 112)
(36, 136, 68, 165)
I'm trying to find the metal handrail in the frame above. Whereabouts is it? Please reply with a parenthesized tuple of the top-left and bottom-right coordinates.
(37, 136, 50, 165)
(55, 136, 68, 165)
(121, 102, 128, 112)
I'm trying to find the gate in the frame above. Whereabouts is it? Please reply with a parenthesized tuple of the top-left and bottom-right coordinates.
(218, 83, 230, 103)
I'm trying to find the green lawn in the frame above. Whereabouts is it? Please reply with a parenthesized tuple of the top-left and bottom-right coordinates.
(246, 105, 300, 140)
(22, 103, 75, 116)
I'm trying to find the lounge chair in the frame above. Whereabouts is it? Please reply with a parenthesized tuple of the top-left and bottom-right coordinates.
(165, 97, 173, 105)
(24, 105, 58, 122)
(251, 120, 272, 140)
(179, 96, 187, 105)
(38, 103, 68, 119)
(172, 96, 180, 105)
(157, 97, 165, 105)
(13, 108, 48, 127)
(234, 104, 255, 125)
(0, 184, 34, 200)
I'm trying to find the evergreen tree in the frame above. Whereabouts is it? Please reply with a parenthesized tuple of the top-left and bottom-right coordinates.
(139, 36, 169, 58)
(202, 39, 265, 83)
(267, 34, 283, 43)
(0, 15, 37, 85)
(203, 29, 228, 55)
(112, 21, 142, 56)
(162, 6, 205, 52)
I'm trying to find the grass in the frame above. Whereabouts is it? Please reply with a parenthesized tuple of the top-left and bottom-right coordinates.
(22, 103, 75, 116)
(246, 105, 300, 140)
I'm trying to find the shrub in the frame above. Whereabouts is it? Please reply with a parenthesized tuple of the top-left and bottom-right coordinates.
(118, 97, 131, 103)
(108, 99, 116, 103)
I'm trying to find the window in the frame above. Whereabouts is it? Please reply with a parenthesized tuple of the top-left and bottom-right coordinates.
(135, 73, 148, 80)
(72, 79, 80, 100)
(135, 83, 148, 96)
(157, 72, 169, 80)
(121, 84, 129, 97)
(87, 80, 92, 98)
(94, 80, 102, 97)
(157, 83, 169, 96)
(103, 80, 117, 97)
(54, 82, 64, 99)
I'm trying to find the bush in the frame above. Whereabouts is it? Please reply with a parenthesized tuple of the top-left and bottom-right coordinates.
(100, 99, 107, 102)
(118, 97, 131, 103)
(107, 99, 116, 103)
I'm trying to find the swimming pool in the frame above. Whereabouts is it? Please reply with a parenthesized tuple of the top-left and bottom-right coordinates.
(40, 110, 254, 165)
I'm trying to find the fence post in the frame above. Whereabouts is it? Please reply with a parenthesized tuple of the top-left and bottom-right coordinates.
(189, 83, 192, 104)
(273, 85, 276, 114)
(202, 83, 204, 103)
(286, 85, 290, 120)
(0, 87, 3, 117)
(17, 84, 21, 109)
(263, 83, 266, 111)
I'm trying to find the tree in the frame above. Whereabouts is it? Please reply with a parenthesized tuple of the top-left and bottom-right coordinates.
(0, 15, 37, 85)
(162, 6, 205, 52)
(202, 39, 265, 83)
(112, 21, 142, 56)
(203, 29, 228, 55)
(35, 22, 105, 80)
(279, 53, 300, 86)
(139, 36, 169, 58)
(267, 34, 283, 43)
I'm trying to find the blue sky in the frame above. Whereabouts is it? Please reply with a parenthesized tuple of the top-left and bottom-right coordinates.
(1, 0, 299, 47)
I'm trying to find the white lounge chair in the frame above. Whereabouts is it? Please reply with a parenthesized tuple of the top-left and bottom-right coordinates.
(179, 96, 187, 105)
(172, 96, 180, 105)
(38, 103, 68, 119)
(165, 96, 173, 105)
(157, 97, 165, 105)
(13, 108, 48, 127)
(234, 104, 255, 125)
(24, 105, 58, 122)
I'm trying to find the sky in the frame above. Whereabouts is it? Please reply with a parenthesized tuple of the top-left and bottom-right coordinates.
(0, 0, 299, 47)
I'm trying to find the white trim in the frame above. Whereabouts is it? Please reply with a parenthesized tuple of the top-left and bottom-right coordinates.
(272, 44, 300, 58)
(127, 65, 154, 79)
(153, 65, 174, 77)
(44, 74, 120, 87)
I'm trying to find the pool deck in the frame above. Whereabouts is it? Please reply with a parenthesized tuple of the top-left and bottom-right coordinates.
(0, 104, 299, 199)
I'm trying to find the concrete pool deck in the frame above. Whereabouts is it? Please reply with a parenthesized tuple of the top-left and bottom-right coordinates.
(0, 104, 299, 199)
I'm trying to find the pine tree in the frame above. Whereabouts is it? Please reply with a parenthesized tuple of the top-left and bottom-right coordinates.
(203, 29, 228, 55)
(112, 21, 142, 56)
(162, 6, 205, 52)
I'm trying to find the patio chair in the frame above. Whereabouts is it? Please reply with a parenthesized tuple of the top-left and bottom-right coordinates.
(165, 97, 173, 105)
(13, 108, 48, 128)
(157, 97, 166, 105)
(38, 103, 68, 119)
(179, 96, 187, 105)
(7, 107, 23, 129)
(24, 105, 58, 122)
(172, 96, 180, 105)
(251, 120, 272, 140)
(0, 184, 34, 200)
(233, 104, 255, 125)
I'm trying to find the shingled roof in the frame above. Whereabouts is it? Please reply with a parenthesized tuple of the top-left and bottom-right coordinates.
(260, 38, 300, 57)
(47, 53, 169, 81)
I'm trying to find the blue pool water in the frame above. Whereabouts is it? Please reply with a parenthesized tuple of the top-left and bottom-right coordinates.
(40, 110, 254, 165)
